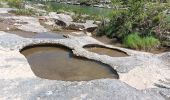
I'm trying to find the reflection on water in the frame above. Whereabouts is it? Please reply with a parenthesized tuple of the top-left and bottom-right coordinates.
(21, 45, 119, 81)
(85, 46, 128, 57)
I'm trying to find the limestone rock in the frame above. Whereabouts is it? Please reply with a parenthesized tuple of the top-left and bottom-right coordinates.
(4, 16, 48, 33)
(0, 8, 15, 14)
(67, 21, 98, 32)
(49, 12, 73, 26)
(67, 22, 84, 30)
(0, 31, 169, 99)
(84, 20, 98, 32)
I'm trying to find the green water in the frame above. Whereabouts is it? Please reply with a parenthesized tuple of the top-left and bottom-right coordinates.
(42, 2, 113, 18)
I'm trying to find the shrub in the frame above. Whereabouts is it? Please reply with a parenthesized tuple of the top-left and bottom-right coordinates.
(7, 0, 23, 8)
(123, 33, 160, 50)
(0, 3, 3, 8)
(98, 0, 169, 40)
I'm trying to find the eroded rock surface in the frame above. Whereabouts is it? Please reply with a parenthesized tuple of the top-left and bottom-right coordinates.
(0, 31, 170, 100)
(45, 12, 98, 32)
(1, 15, 48, 33)
(0, 8, 15, 14)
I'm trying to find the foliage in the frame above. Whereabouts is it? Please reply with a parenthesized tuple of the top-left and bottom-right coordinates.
(123, 33, 160, 50)
(98, 0, 169, 49)
(0, 3, 3, 8)
(6, 0, 23, 8)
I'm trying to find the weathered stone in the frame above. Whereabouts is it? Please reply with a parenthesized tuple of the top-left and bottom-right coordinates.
(67, 22, 84, 30)
(67, 21, 98, 32)
(49, 12, 73, 26)
(0, 31, 170, 99)
(0, 8, 15, 14)
(84, 20, 98, 32)
(4, 16, 48, 33)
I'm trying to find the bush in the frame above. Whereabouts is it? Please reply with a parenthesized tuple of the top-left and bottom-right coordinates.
(0, 3, 3, 8)
(99, 1, 169, 38)
(123, 33, 160, 50)
(98, 0, 146, 38)
(97, 0, 169, 48)
(7, 0, 23, 8)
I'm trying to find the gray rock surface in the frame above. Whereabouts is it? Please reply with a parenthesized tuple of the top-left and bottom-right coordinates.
(47, 12, 98, 32)
(68, 21, 98, 32)
(0, 31, 170, 99)
(48, 12, 73, 26)
(0, 8, 15, 14)
(2, 16, 48, 33)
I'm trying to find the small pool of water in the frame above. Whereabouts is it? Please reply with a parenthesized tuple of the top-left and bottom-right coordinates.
(6, 30, 37, 38)
(33, 32, 65, 39)
(6, 31, 66, 39)
(84, 45, 128, 57)
(21, 45, 118, 81)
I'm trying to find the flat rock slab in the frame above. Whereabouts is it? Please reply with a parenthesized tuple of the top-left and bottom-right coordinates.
(0, 31, 170, 100)
(0, 8, 15, 14)
(1, 16, 48, 33)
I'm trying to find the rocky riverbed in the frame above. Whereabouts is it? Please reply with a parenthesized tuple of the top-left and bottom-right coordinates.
(0, 8, 170, 100)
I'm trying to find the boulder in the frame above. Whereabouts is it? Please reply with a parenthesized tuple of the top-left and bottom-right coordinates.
(49, 12, 73, 27)
(84, 20, 98, 32)
(67, 22, 84, 30)
(0, 8, 15, 14)
(67, 20, 98, 32)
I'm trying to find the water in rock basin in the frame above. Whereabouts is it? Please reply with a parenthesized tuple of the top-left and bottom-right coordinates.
(6, 31, 65, 39)
(84, 46, 128, 57)
(21, 45, 118, 81)
(33, 32, 65, 39)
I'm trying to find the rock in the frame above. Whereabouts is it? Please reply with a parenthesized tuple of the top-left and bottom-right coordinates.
(46, 13, 98, 32)
(81, 14, 90, 18)
(84, 20, 98, 32)
(71, 31, 85, 35)
(86, 32, 92, 36)
(24, 4, 47, 16)
(37, 3, 45, 7)
(67, 22, 84, 30)
(70, 31, 92, 36)
(24, 4, 34, 9)
(4, 16, 48, 33)
(0, 8, 15, 14)
(0, 2, 9, 7)
(0, 31, 170, 99)
(49, 12, 73, 26)
(67, 20, 98, 32)
(44, 20, 55, 26)
(95, 21, 102, 25)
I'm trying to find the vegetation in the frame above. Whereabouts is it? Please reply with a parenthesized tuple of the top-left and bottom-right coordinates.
(123, 33, 160, 50)
(6, 0, 23, 8)
(0, 3, 3, 8)
(97, 0, 170, 50)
